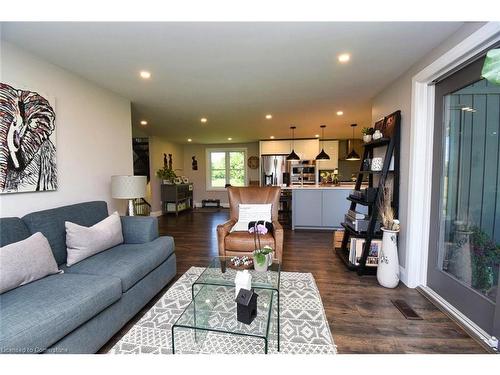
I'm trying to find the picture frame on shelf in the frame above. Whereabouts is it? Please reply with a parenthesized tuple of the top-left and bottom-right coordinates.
(374, 118, 384, 132)
(380, 110, 400, 138)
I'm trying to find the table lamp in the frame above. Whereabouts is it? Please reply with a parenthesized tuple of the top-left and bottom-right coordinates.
(111, 175, 147, 216)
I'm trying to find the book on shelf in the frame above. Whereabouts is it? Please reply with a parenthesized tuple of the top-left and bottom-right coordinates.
(348, 238, 381, 267)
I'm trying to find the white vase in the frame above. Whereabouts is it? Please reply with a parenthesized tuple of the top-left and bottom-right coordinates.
(254, 260, 268, 272)
(267, 252, 274, 267)
(371, 157, 383, 171)
(377, 228, 400, 288)
(363, 134, 372, 143)
(373, 129, 383, 140)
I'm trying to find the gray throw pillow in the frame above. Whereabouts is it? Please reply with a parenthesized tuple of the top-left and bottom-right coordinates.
(66, 211, 123, 266)
(0, 232, 60, 294)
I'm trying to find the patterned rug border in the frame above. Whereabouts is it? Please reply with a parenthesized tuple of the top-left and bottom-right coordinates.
(111, 266, 337, 354)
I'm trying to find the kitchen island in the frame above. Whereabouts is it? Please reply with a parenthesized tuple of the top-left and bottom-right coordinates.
(284, 184, 368, 230)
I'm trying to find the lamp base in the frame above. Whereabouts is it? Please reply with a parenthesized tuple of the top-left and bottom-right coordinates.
(126, 199, 136, 216)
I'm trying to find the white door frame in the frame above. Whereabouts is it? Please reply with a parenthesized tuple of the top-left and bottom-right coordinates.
(405, 22, 500, 288)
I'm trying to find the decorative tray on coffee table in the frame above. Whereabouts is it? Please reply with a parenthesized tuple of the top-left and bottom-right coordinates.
(227, 256, 254, 270)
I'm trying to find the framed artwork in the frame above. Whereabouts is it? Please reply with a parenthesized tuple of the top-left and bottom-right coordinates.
(0, 82, 57, 194)
(374, 118, 385, 131)
(381, 110, 400, 138)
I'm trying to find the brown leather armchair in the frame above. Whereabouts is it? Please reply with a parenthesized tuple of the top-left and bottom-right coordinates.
(217, 186, 284, 262)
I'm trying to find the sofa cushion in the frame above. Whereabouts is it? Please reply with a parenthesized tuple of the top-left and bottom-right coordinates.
(0, 232, 60, 294)
(225, 231, 275, 251)
(22, 201, 109, 265)
(0, 273, 121, 353)
(66, 212, 123, 266)
(120, 216, 159, 244)
(0, 217, 31, 247)
(63, 236, 175, 292)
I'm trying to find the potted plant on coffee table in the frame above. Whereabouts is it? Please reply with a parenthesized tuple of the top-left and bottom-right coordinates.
(253, 246, 273, 272)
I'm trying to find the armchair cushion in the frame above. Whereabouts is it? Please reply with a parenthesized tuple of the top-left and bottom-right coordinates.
(120, 216, 159, 244)
(225, 232, 275, 252)
(231, 203, 272, 232)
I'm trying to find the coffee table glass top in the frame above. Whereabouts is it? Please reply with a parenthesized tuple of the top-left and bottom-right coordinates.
(174, 285, 276, 339)
(193, 256, 281, 291)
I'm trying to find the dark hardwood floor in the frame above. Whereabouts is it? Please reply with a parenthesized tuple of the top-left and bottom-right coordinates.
(100, 209, 487, 354)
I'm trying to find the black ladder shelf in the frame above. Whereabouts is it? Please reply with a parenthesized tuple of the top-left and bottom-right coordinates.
(335, 110, 401, 276)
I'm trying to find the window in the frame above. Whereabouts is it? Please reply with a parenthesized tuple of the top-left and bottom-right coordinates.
(206, 149, 247, 190)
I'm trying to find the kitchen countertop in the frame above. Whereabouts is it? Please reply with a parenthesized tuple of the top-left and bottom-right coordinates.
(281, 184, 363, 190)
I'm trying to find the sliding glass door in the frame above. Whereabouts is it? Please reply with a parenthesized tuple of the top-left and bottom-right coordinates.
(428, 53, 500, 343)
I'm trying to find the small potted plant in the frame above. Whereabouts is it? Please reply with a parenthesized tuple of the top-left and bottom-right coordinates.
(156, 167, 177, 184)
(361, 127, 374, 143)
(253, 246, 273, 272)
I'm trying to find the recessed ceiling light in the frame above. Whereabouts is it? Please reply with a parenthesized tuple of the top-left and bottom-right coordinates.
(315, 134, 320, 138)
(139, 71, 151, 79)
(200, 118, 208, 123)
(270, 136, 275, 139)
(227, 137, 232, 141)
(187, 138, 192, 142)
(336, 111, 344, 116)
(140, 120, 148, 125)
(265, 114, 273, 119)
(338, 54, 350, 63)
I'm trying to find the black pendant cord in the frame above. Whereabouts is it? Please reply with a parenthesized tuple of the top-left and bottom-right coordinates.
(316, 124, 330, 160)
(286, 125, 300, 161)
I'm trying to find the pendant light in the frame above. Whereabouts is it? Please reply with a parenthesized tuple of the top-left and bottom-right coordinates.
(315, 124, 330, 160)
(286, 125, 300, 161)
(346, 123, 361, 161)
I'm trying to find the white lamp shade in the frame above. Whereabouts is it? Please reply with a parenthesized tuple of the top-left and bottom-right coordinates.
(111, 175, 147, 199)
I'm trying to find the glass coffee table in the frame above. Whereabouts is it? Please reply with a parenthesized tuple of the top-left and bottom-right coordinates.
(171, 256, 281, 354)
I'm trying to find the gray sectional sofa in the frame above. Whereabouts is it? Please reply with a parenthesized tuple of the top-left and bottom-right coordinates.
(0, 201, 176, 354)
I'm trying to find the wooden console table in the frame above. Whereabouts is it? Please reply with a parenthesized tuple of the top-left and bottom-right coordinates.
(161, 183, 193, 216)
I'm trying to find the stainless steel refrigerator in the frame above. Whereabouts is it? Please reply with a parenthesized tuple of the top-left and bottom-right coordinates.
(261, 155, 289, 186)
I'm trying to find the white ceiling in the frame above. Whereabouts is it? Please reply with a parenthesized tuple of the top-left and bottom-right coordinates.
(1, 22, 463, 143)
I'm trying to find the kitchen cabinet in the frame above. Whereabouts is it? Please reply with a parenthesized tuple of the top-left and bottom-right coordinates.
(259, 140, 291, 155)
(316, 140, 339, 170)
(259, 139, 319, 160)
(292, 187, 367, 230)
(292, 190, 323, 227)
(294, 139, 319, 160)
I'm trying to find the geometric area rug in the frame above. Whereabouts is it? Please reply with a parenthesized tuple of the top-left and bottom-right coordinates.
(110, 267, 337, 354)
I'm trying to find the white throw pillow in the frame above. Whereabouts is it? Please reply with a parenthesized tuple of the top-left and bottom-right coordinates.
(0, 232, 60, 294)
(231, 203, 272, 232)
(66, 211, 123, 266)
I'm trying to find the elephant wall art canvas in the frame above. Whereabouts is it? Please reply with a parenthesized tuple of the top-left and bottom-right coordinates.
(0, 82, 57, 194)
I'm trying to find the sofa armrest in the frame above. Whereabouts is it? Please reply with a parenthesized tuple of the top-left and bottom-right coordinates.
(121, 216, 159, 244)
(217, 219, 237, 257)
(272, 220, 284, 262)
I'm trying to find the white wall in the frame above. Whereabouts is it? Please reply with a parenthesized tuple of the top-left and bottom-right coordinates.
(148, 136, 184, 214)
(0, 41, 133, 217)
(371, 22, 486, 282)
(182, 142, 260, 206)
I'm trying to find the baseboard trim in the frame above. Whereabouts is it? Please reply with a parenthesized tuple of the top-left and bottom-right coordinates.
(150, 211, 162, 217)
(417, 285, 498, 353)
